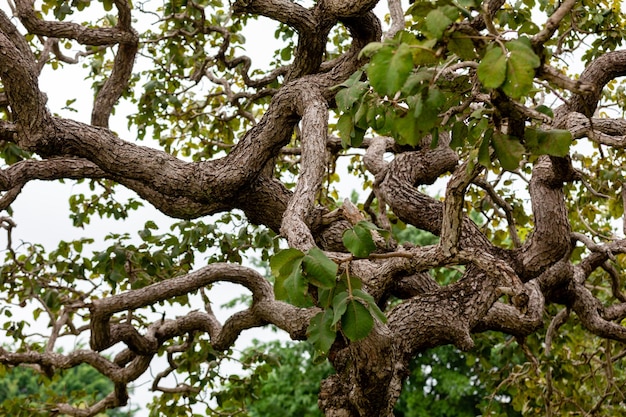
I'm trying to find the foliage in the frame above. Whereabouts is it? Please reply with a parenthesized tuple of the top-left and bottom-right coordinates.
(212, 340, 334, 416)
(270, 222, 388, 357)
(0, 355, 135, 417)
(3, 0, 626, 415)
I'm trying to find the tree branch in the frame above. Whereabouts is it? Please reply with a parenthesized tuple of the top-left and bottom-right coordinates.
(280, 88, 328, 250)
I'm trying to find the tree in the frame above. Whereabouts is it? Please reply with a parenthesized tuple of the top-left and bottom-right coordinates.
(3, 0, 626, 414)
(0, 348, 136, 416)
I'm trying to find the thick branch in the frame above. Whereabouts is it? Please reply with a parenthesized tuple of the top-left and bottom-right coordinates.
(280, 89, 328, 250)
(515, 156, 573, 279)
(232, 0, 314, 32)
(531, 0, 577, 46)
(0, 29, 49, 127)
(14, 0, 137, 45)
(89, 263, 315, 352)
(440, 161, 482, 256)
(566, 50, 626, 117)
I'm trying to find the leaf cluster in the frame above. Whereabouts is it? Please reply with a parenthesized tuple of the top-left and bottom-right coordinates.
(270, 222, 388, 358)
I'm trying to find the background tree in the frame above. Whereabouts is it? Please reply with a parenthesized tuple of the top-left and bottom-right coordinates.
(0, 347, 136, 416)
(3, 0, 626, 415)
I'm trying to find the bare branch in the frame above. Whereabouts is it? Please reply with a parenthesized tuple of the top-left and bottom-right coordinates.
(13, 0, 137, 45)
(440, 160, 482, 256)
(281, 88, 328, 250)
(383, 0, 404, 40)
(532, 0, 577, 46)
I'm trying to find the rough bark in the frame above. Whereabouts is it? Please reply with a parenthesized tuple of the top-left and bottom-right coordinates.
(2, 0, 626, 415)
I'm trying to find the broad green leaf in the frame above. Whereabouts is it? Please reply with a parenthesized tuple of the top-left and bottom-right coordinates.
(335, 82, 368, 112)
(354, 100, 370, 130)
(450, 121, 468, 149)
(448, 32, 476, 60)
(502, 51, 536, 98)
(478, 130, 492, 168)
(395, 89, 444, 147)
(477, 46, 506, 89)
(502, 39, 540, 99)
(534, 104, 554, 118)
(425, 8, 453, 40)
(270, 248, 305, 278)
(343, 223, 377, 258)
(353, 125, 367, 148)
(352, 289, 387, 324)
(492, 132, 524, 171)
(336, 69, 364, 89)
(317, 287, 334, 309)
(412, 39, 439, 65)
(282, 259, 310, 306)
(280, 47, 291, 61)
(355, 220, 390, 240)
(335, 272, 363, 293)
(506, 38, 541, 68)
(302, 248, 337, 289)
(318, 272, 362, 308)
(341, 299, 374, 341)
(307, 310, 337, 357)
(337, 113, 355, 148)
(395, 105, 421, 146)
(331, 291, 350, 326)
(402, 70, 434, 95)
(270, 249, 308, 305)
(367, 43, 413, 97)
(367, 103, 386, 131)
(359, 42, 384, 59)
(524, 128, 572, 157)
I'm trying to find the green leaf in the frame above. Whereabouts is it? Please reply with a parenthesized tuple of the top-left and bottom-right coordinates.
(478, 129, 492, 168)
(331, 291, 350, 326)
(280, 47, 292, 61)
(341, 299, 374, 341)
(534, 104, 554, 118)
(492, 132, 524, 171)
(270, 248, 305, 278)
(355, 220, 390, 239)
(337, 113, 355, 148)
(448, 32, 476, 60)
(524, 128, 572, 157)
(506, 38, 541, 67)
(394, 109, 421, 146)
(302, 248, 338, 289)
(359, 42, 384, 58)
(450, 121, 468, 149)
(477, 46, 507, 89)
(307, 310, 337, 357)
(412, 39, 440, 65)
(351, 126, 367, 148)
(336, 69, 364, 89)
(352, 289, 387, 324)
(335, 82, 368, 112)
(318, 272, 362, 308)
(343, 224, 377, 258)
(502, 39, 540, 99)
(270, 249, 307, 304)
(394, 88, 444, 147)
(281, 259, 310, 306)
(354, 99, 369, 130)
(336, 272, 363, 293)
(367, 43, 413, 97)
(425, 8, 453, 40)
